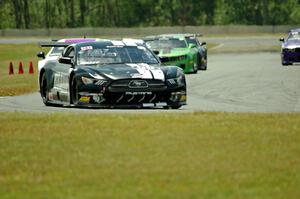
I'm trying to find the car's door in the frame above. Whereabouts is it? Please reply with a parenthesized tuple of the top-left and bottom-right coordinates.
(52, 46, 75, 101)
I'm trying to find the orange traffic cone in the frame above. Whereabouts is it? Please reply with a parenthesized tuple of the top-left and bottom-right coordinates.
(9, 62, 14, 75)
(29, 61, 34, 74)
(18, 61, 24, 74)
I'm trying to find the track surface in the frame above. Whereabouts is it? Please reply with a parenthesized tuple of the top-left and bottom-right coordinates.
(1, 51, 300, 113)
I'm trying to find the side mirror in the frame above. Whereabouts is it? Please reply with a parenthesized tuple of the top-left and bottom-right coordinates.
(188, 43, 197, 48)
(59, 57, 73, 65)
(37, 51, 45, 59)
(153, 50, 160, 55)
(201, 42, 207, 46)
(279, 38, 285, 42)
(159, 57, 169, 63)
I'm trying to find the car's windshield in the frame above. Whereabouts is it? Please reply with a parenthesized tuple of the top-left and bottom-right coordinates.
(77, 45, 159, 65)
(146, 38, 187, 50)
(186, 38, 198, 46)
(288, 32, 300, 41)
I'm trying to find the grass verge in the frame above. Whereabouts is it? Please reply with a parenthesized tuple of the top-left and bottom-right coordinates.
(0, 44, 41, 96)
(0, 112, 299, 199)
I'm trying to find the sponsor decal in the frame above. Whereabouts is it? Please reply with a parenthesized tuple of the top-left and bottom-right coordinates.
(180, 95, 187, 101)
(125, 91, 152, 95)
(79, 96, 90, 103)
(142, 103, 155, 107)
(128, 80, 148, 88)
(48, 93, 54, 100)
(54, 72, 69, 90)
(80, 46, 93, 51)
(95, 80, 107, 86)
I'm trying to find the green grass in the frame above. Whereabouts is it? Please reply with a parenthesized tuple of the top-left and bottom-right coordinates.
(0, 44, 42, 96)
(0, 112, 299, 199)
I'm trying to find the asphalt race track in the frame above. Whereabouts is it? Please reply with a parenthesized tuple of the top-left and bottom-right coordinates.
(1, 49, 300, 113)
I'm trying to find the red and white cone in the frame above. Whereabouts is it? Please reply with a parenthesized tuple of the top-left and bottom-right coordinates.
(18, 61, 24, 74)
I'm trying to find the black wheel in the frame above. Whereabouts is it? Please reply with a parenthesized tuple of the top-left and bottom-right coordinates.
(191, 61, 198, 74)
(171, 105, 182, 109)
(163, 105, 182, 109)
(40, 72, 50, 106)
(282, 62, 291, 66)
(71, 76, 79, 105)
(199, 55, 207, 70)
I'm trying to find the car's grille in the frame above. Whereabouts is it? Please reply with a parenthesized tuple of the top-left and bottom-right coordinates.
(104, 91, 168, 104)
(160, 55, 186, 63)
(108, 79, 167, 92)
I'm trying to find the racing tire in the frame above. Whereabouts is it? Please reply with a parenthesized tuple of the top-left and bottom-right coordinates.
(171, 105, 182, 109)
(163, 105, 182, 109)
(71, 76, 79, 105)
(200, 65, 207, 70)
(191, 63, 198, 74)
(282, 62, 291, 66)
(199, 56, 207, 70)
(40, 72, 51, 106)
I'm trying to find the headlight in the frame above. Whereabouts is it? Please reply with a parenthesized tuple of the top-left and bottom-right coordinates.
(289, 48, 296, 52)
(177, 55, 187, 61)
(166, 69, 185, 87)
(81, 76, 94, 85)
(283, 48, 295, 53)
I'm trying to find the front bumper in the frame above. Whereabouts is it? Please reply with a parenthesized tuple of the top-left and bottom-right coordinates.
(160, 59, 194, 73)
(76, 79, 187, 108)
(282, 51, 300, 63)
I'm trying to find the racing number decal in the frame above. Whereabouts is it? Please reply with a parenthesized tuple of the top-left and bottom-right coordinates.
(53, 72, 69, 90)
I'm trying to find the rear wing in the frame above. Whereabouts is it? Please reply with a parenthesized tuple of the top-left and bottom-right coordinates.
(38, 42, 71, 48)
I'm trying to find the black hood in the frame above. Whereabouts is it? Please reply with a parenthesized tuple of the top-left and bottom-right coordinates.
(76, 63, 173, 80)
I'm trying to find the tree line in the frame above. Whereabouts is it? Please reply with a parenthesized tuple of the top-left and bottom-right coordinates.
(0, 0, 300, 29)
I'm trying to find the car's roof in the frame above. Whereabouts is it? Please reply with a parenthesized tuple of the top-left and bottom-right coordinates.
(144, 35, 185, 41)
(159, 33, 202, 38)
(144, 33, 202, 41)
(73, 40, 140, 48)
(289, 29, 300, 33)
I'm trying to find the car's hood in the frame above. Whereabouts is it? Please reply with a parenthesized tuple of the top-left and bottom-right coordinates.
(78, 63, 166, 81)
(158, 48, 190, 57)
(283, 39, 300, 48)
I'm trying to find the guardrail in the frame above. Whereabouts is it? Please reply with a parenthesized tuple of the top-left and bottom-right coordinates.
(0, 25, 298, 37)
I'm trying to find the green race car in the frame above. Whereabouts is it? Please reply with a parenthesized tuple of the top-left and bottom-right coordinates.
(144, 35, 200, 74)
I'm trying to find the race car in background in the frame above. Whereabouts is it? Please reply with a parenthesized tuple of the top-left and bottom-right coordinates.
(279, 29, 300, 66)
(183, 34, 207, 70)
(144, 35, 200, 74)
(122, 38, 146, 47)
(39, 40, 187, 109)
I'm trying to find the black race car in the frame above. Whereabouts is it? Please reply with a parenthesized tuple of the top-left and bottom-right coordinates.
(38, 40, 187, 109)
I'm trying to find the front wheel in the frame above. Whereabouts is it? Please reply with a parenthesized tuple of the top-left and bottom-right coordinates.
(191, 62, 198, 74)
(71, 76, 79, 105)
(163, 105, 182, 109)
(282, 62, 291, 66)
(40, 72, 50, 106)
